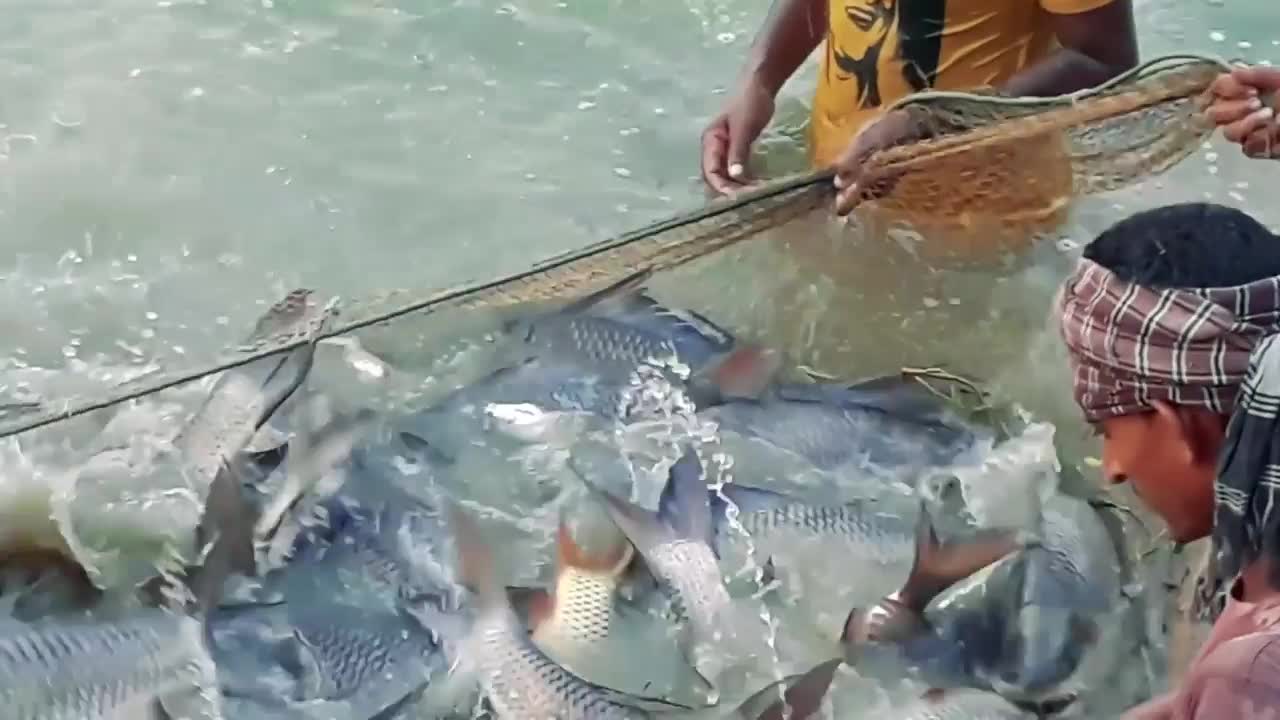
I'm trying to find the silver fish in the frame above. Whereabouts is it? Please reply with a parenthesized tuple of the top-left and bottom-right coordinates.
(591, 447, 751, 686)
(172, 288, 332, 489)
(63, 289, 326, 589)
(700, 376, 990, 476)
(446, 501, 693, 720)
(840, 502, 1027, 664)
(982, 493, 1124, 704)
(506, 505, 717, 708)
(0, 448, 259, 720)
(888, 689, 1036, 720)
(216, 462, 464, 719)
(710, 483, 920, 569)
(504, 269, 777, 403)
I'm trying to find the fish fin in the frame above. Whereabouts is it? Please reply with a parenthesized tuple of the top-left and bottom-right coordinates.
(760, 556, 778, 588)
(657, 447, 715, 548)
(735, 657, 843, 720)
(444, 501, 505, 610)
(556, 520, 634, 575)
(592, 486, 671, 555)
(701, 344, 782, 400)
(776, 375, 952, 423)
(506, 586, 554, 632)
(898, 501, 1023, 613)
(555, 268, 654, 317)
(716, 483, 790, 516)
(245, 443, 289, 476)
(187, 455, 262, 616)
(397, 431, 456, 467)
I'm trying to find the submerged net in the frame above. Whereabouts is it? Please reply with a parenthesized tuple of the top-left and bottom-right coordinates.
(850, 54, 1231, 235)
(0, 53, 1233, 439)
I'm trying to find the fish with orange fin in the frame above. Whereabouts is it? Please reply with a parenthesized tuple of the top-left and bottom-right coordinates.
(446, 500, 842, 720)
(590, 445, 769, 691)
(444, 499, 695, 719)
(506, 506, 719, 707)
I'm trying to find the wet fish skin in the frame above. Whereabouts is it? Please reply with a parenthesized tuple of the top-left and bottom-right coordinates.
(445, 501, 687, 720)
(700, 376, 989, 473)
(889, 689, 1037, 720)
(506, 269, 730, 380)
(506, 507, 719, 707)
(172, 288, 330, 489)
(0, 438, 260, 720)
(840, 501, 1026, 653)
(214, 602, 445, 720)
(709, 483, 918, 568)
(215, 475, 464, 720)
(985, 493, 1123, 701)
(591, 447, 747, 684)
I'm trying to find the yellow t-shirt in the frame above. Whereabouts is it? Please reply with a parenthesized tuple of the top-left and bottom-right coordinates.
(809, 0, 1117, 167)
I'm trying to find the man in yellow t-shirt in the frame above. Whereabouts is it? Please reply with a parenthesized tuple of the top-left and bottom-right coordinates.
(700, 0, 1138, 214)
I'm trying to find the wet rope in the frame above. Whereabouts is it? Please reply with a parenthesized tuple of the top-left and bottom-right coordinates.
(0, 171, 834, 438)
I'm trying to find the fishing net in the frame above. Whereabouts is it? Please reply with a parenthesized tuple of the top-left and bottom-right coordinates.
(0, 52, 1233, 439)
(849, 54, 1230, 237)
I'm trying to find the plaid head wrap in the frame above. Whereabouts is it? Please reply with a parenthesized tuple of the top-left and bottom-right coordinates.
(1056, 258, 1280, 424)
(1203, 334, 1280, 620)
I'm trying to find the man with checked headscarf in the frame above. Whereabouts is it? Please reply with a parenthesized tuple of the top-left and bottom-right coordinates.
(1056, 201, 1280, 718)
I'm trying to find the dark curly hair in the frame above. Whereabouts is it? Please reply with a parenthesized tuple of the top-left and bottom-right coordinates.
(1083, 202, 1280, 289)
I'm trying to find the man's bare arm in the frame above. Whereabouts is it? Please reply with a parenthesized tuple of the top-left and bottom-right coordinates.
(998, 0, 1139, 98)
(740, 0, 828, 95)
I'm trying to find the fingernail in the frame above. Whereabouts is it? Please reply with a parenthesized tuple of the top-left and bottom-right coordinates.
(1248, 97, 1263, 111)
(833, 175, 846, 189)
(728, 163, 744, 178)
(1252, 107, 1275, 121)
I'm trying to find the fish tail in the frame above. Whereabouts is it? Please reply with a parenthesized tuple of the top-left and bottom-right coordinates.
(899, 500, 1022, 612)
(445, 501, 506, 610)
(702, 343, 781, 400)
(556, 520, 634, 576)
(187, 457, 262, 618)
(734, 658, 843, 720)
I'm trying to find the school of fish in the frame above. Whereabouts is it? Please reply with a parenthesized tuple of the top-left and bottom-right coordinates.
(0, 275, 1144, 719)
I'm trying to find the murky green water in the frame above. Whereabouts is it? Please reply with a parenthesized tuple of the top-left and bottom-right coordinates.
(1, 0, 1272, 374)
(0, 0, 1276, 716)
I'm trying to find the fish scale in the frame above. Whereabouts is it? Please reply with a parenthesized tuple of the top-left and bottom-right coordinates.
(891, 689, 1035, 719)
(297, 623, 405, 698)
(649, 540, 731, 632)
(556, 315, 680, 371)
(715, 487, 917, 567)
(0, 613, 214, 720)
(477, 611, 648, 719)
(550, 569, 615, 643)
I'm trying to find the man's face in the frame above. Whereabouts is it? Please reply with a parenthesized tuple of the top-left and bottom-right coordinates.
(838, 0, 896, 57)
(1097, 403, 1220, 543)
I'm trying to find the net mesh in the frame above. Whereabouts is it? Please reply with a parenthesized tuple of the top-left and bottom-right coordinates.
(850, 55, 1229, 234)
(0, 53, 1233, 438)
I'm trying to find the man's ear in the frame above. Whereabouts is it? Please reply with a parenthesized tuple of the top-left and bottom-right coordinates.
(1151, 400, 1225, 465)
(1150, 400, 1196, 465)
